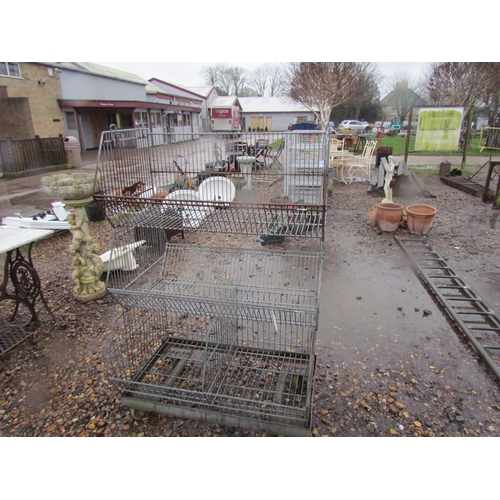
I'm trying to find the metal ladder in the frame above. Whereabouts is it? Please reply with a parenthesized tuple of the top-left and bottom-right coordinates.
(395, 235, 500, 383)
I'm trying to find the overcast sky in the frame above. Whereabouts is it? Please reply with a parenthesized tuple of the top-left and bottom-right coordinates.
(98, 61, 428, 91)
(5, 4, 486, 95)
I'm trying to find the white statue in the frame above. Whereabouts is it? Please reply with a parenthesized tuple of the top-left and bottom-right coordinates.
(382, 156, 396, 203)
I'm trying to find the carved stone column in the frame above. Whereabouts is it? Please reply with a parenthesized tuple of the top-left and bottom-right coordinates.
(64, 197, 106, 302)
(41, 173, 106, 303)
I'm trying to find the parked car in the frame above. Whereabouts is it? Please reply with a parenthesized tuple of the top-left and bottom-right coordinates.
(338, 120, 372, 133)
(291, 122, 318, 131)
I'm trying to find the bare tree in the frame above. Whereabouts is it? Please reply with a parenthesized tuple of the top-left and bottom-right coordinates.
(348, 69, 382, 120)
(238, 85, 259, 97)
(285, 62, 376, 128)
(199, 64, 248, 96)
(250, 65, 269, 97)
(267, 64, 286, 97)
(199, 65, 218, 87)
(424, 62, 496, 112)
(481, 63, 500, 126)
(424, 62, 500, 166)
(425, 62, 500, 126)
(248, 64, 286, 97)
(227, 66, 248, 96)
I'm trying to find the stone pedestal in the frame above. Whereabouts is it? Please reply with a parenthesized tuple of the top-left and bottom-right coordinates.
(238, 156, 255, 190)
(64, 197, 107, 302)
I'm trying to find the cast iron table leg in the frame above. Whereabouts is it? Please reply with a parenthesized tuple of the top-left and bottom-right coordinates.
(0, 242, 55, 324)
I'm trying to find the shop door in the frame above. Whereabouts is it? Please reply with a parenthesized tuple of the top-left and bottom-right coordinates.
(90, 111, 110, 148)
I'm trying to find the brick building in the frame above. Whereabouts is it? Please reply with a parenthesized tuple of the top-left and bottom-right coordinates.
(0, 62, 66, 139)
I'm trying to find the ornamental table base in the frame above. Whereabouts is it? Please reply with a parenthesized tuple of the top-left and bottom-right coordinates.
(0, 243, 55, 325)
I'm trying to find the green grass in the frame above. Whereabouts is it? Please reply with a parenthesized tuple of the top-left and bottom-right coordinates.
(377, 135, 492, 157)
(269, 138, 284, 149)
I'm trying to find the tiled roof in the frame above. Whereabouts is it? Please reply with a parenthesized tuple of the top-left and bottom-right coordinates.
(239, 97, 314, 113)
(51, 62, 148, 86)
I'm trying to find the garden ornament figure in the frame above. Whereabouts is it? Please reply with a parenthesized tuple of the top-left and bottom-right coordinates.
(382, 156, 396, 203)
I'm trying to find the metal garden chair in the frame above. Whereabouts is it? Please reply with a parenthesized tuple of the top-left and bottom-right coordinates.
(344, 140, 377, 184)
(265, 140, 285, 170)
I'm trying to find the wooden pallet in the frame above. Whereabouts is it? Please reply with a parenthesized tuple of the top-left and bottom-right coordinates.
(439, 175, 495, 200)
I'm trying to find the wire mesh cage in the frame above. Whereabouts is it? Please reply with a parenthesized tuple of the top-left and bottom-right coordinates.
(107, 304, 317, 434)
(93, 128, 329, 236)
(95, 127, 328, 435)
(105, 227, 324, 307)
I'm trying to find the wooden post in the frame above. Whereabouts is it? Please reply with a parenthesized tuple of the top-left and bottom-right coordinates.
(404, 107, 413, 166)
(5, 137, 15, 173)
(461, 106, 473, 170)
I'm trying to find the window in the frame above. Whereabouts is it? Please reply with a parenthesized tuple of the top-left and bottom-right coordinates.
(0, 62, 21, 77)
(151, 111, 162, 127)
(65, 111, 77, 130)
(134, 111, 148, 128)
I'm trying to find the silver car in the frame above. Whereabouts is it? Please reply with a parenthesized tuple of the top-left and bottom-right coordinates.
(338, 120, 371, 132)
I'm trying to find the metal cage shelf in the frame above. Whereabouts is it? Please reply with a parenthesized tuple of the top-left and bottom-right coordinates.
(95, 128, 328, 435)
(106, 307, 316, 435)
(93, 129, 329, 236)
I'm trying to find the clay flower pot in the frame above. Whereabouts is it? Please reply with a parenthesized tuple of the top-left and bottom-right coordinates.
(406, 204, 437, 235)
(376, 202, 404, 232)
(368, 204, 378, 226)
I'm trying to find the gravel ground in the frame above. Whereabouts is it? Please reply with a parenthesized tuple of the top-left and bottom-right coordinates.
(1, 169, 500, 437)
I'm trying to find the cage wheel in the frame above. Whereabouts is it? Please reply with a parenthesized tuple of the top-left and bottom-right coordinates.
(130, 408, 150, 420)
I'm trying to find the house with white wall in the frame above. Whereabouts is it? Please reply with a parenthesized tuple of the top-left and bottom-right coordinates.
(239, 97, 317, 131)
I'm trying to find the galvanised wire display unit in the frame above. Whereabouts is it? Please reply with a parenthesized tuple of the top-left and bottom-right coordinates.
(94, 127, 329, 435)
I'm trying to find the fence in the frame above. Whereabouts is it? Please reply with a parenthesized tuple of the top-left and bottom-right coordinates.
(0, 135, 67, 175)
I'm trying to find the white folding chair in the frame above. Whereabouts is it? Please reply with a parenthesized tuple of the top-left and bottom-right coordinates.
(329, 137, 352, 184)
(345, 140, 377, 184)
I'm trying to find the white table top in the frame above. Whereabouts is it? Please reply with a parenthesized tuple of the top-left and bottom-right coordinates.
(0, 226, 55, 255)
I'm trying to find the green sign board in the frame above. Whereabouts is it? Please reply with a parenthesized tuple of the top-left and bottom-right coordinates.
(415, 107, 464, 151)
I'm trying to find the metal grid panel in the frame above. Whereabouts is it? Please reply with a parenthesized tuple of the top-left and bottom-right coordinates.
(105, 231, 323, 316)
(106, 307, 315, 429)
(0, 319, 33, 356)
(93, 129, 328, 236)
(285, 131, 328, 205)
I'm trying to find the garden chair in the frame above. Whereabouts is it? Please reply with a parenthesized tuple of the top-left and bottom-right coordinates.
(344, 140, 377, 184)
(329, 137, 353, 184)
(254, 138, 269, 169)
(265, 140, 285, 170)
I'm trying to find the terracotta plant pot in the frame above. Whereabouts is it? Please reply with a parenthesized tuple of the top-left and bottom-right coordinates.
(368, 204, 378, 226)
(406, 204, 437, 235)
(376, 202, 404, 232)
